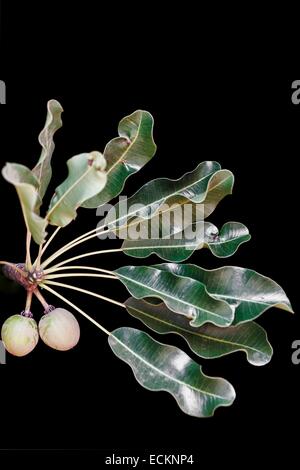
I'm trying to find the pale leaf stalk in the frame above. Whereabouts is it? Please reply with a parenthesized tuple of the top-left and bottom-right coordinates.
(44, 265, 116, 276)
(40, 189, 193, 268)
(42, 279, 126, 309)
(45, 273, 118, 280)
(42, 248, 123, 271)
(40, 205, 145, 269)
(41, 211, 145, 267)
(32, 227, 61, 268)
(40, 283, 111, 336)
(46, 222, 107, 258)
(40, 225, 110, 267)
(34, 244, 43, 270)
(41, 227, 61, 257)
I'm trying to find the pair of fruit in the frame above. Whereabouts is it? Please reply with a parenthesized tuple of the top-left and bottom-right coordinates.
(1, 308, 80, 357)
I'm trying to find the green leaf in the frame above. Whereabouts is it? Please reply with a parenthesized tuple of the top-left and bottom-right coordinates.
(115, 265, 234, 327)
(2, 163, 47, 244)
(121, 223, 205, 262)
(157, 263, 294, 324)
(125, 297, 273, 366)
(201, 221, 251, 257)
(105, 161, 234, 232)
(108, 327, 236, 417)
(121, 221, 250, 261)
(82, 110, 157, 208)
(32, 99, 63, 199)
(47, 151, 107, 226)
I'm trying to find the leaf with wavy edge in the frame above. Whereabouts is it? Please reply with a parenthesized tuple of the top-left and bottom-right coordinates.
(105, 161, 234, 231)
(121, 220, 205, 261)
(108, 327, 236, 417)
(47, 151, 107, 226)
(121, 221, 250, 261)
(2, 163, 47, 244)
(116, 199, 206, 240)
(32, 99, 63, 199)
(156, 263, 293, 324)
(82, 110, 156, 208)
(125, 297, 273, 366)
(115, 265, 234, 327)
(201, 221, 251, 257)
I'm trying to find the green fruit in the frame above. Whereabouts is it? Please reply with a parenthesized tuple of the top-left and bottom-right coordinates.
(1, 314, 39, 357)
(39, 308, 80, 351)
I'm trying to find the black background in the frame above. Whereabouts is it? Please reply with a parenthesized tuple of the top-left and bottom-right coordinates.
(0, 1, 299, 463)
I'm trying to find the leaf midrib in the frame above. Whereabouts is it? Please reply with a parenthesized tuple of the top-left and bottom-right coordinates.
(128, 305, 263, 354)
(35, 104, 62, 183)
(47, 164, 98, 220)
(204, 291, 273, 307)
(208, 233, 249, 246)
(112, 334, 228, 400)
(114, 170, 231, 231)
(164, 268, 278, 307)
(36, 132, 53, 180)
(123, 240, 200, 250)
(105, 112, 143, 175)
(117, 271, 232, 322)
(123, 230, 249, 251)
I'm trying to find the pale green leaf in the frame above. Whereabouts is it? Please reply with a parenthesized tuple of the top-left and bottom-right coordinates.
(47, 151, 107, 226)
(32, 99, 63, 198)
(2, 163, 47, 244)
(83, 110, 156, 208)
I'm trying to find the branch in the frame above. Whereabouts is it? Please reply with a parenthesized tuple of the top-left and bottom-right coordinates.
(0, 261, 28, 278)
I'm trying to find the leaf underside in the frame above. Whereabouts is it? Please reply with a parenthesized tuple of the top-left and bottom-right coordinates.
(47, 151, 107, 226)
(83, 110, 157, 208)
(32, 99, 63, 199)
(2, 163, 47, 244)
